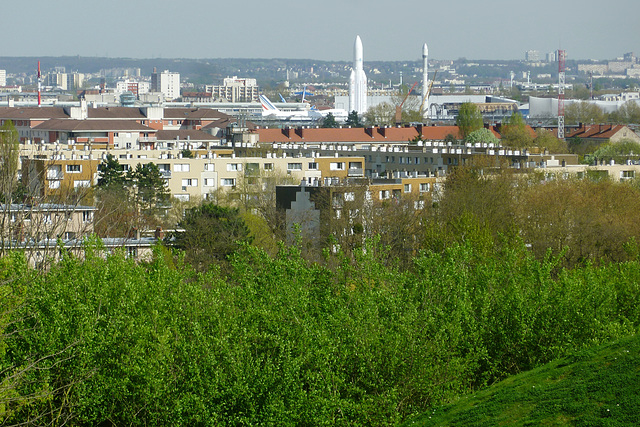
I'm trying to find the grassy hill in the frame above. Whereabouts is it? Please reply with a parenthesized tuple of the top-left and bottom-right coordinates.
(405, 334, 640, 426)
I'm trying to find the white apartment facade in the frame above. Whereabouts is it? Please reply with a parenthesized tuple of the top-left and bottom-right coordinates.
(152, 70, 180, 101)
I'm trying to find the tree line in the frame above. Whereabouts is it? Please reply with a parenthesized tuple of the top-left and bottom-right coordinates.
(1, 227, 639, 424)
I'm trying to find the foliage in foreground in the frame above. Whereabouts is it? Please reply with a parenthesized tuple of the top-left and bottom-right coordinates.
(406, 333, 640, 426)
(1, 236, 639, 425)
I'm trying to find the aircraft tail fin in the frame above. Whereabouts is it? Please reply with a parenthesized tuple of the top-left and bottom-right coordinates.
(259, 94, 279, 112)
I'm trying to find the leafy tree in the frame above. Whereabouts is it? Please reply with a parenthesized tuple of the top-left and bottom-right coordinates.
(320, 112, 338, 128)
(127, 163, 170, 217)
(608, 100, 640, 124)
(363, 102, 394, 126)
(500, 112, 533, 148)
(95, 159, 168, 236)
(455, 102, 484, 138)
(180, 148, 194, 158)
(444, 133, 459, 144)
(465, 128, 499, 145)
(171, 203, 252, 271)
(584, 138, 640, 164)
(345, 110, 363, 127)
(0, 121, 20, 204)
(533, 128, 568, 153)
(435, 157, 520, 249)
(97, 154, 126, 188)
(565, 101, 606, 125)
(400, 108, 424, 124)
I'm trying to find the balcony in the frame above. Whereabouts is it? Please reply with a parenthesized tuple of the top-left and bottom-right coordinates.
(347, 167, 364, 177)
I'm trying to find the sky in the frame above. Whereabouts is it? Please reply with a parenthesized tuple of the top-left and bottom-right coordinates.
(5, 0, 639, 62)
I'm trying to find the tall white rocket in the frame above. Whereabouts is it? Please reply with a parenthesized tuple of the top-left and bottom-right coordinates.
(422, 43, 429, 120)
(349, 35, 368, 115)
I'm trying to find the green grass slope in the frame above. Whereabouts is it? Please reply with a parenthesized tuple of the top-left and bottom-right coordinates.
(405, 334, 640, 426)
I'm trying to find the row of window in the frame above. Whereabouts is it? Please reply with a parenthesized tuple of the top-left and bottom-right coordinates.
(10, 211, 93, 223)
(371, 155, 438, 165)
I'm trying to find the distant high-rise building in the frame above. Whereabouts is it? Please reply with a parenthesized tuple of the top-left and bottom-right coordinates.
(546, 51, 556, 63)
(66, 73, 84, 92)
(151, 69, 180, 101)
(0, 70, 6, 87)
(349, 35, 368, 115)
(525, 50, 540, 62)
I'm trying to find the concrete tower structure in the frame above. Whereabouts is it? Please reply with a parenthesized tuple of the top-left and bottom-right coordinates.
(349, 35, 368, 115)
(422, 43, 429, 120)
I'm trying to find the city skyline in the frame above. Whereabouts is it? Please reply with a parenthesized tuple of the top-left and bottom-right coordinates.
(5, 0, 640, 62)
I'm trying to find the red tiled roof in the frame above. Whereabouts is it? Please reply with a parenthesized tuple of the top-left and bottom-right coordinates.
(87, 107, 146, 120)
(566, 124, 627, 140)
(256, 125, 499, 144)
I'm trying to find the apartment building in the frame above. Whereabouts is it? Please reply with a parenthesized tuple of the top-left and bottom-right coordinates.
(22, 145, 365, 203)
(207, 76, 259, 102)
(0, 203, 95, 244)
(276, 174, 440, 246)
(151, 70, 180, 101)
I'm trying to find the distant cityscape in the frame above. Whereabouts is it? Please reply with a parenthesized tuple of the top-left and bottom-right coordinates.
(0, 47, 638, 112)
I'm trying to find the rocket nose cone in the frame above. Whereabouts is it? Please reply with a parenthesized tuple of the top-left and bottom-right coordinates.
(354, 35, 363, 63)
(423, 43, 429, 56)
(355, 36, 363, 54)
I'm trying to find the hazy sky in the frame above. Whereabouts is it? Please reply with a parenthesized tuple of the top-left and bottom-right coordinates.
(7, 0, 639, 61)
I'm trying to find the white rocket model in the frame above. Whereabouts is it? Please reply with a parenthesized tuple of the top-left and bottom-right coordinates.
(422, 43, 429, 120)
(349, 35, 368, 115)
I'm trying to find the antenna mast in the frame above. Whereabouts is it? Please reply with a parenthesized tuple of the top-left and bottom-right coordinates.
(37, 61, 42, 107)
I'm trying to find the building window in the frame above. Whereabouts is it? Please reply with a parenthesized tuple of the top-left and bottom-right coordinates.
(47, 165, 62, 180)
(330, 162, 345, 170)
(420, 183, 430, 192)
(74, 180, 90, 188)
(82, 211, 93, 222)
(181, 178, 198, 187)
(227, 163, 242, 171)
(287, 163, 302, 170)
(404, 184, 412, 193)
(204, 178, 215, 187)
(264, 163, 273, 170)
(127, 247, 138, 259)
(308, 162, 318, 170)
(49, 181, 61, 189)
(221, 178, 236, 186)
(204, 163, 215, 171)
(66, 164, 81, 173)
(379, 190, 390, 199)
(173, 163, 190, 172)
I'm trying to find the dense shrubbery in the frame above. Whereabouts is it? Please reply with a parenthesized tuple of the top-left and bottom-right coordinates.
(2, 233, 640, 425)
